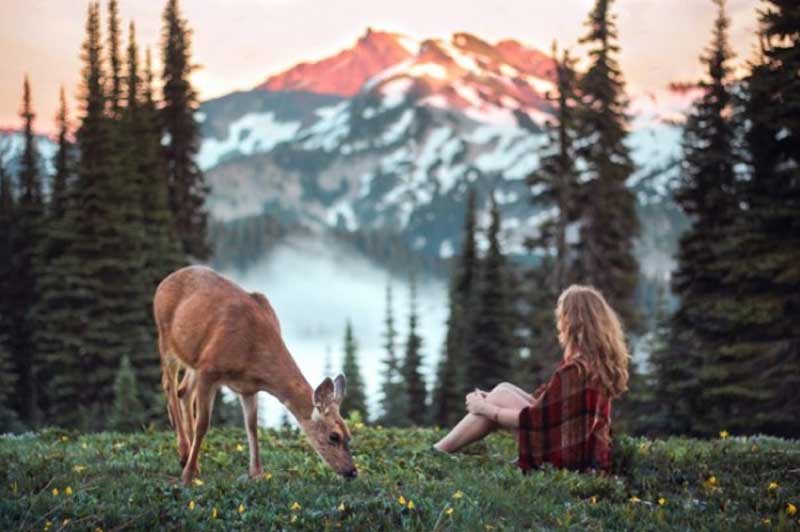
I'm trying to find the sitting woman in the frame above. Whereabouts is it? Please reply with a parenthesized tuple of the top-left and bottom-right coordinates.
(433, 285, 629, 474)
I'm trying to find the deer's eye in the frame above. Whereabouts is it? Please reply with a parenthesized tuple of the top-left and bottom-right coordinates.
(328, 433, 342, 445)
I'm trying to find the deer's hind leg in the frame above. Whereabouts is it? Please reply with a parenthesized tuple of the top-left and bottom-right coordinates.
(181, 371, 218, 485)
(177, 369, 197, 467)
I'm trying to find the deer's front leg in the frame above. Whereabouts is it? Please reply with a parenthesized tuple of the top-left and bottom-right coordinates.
(239, 393, 263, 478)
(181, 373, 217, 486)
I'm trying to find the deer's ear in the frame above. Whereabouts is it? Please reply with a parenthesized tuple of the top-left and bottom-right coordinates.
(333, 374, 347, 404)
(314, 377, 335, 408)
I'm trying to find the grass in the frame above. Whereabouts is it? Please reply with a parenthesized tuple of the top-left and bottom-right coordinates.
(1, 425, 799, 531)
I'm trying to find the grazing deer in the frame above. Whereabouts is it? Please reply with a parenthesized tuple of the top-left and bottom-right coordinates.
(153, 266, 357, 485)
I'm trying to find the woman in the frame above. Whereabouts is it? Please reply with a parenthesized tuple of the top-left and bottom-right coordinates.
(433, 285, 629, 474)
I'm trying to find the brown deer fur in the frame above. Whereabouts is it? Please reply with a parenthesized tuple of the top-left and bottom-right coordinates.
(154, 266, 356, 485)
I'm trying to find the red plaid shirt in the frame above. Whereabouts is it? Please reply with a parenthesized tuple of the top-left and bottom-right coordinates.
(517, 361, 612, 474)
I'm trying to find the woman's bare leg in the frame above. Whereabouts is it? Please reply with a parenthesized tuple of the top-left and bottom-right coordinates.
(496, 382, 533, 403)
(434, 386, 531, 453)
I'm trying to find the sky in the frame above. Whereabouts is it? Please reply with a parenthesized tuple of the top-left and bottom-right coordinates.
(1, 0, 760, 133)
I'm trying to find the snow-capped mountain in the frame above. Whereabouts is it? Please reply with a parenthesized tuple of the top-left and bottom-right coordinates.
(199, 29, 689, 279)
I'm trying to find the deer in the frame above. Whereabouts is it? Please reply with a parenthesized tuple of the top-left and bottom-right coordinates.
(153, 265, 357, 485)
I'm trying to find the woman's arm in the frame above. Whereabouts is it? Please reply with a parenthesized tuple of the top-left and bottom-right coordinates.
(465, 392, 527, 429)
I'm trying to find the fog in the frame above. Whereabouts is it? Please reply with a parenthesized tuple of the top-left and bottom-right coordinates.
(220, 233, 449, 426)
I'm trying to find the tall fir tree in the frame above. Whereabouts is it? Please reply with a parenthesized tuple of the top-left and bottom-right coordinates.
(30, 86, 75, 422)
(403, 274, 427, 425)
(574, 0, 640, 331)
(340, 322, 368, 420)
(524, 44, 581, 391)
(161, 0, 210, 259)
(669, 0, 742, 435)
(729, 1, 800, 436)
(106, 0, 123, 117)
(0, 165, 21, 431)
(434, 188, 478, 427)
(466, 194, 515, 392)
(378, 284, 408, 426)
(10, 75, 45, 424)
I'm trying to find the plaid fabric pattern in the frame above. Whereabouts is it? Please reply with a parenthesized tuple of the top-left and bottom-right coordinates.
(517, 361, 612, 474)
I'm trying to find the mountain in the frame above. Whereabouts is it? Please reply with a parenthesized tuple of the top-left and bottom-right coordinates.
(199, 29, 691, 285)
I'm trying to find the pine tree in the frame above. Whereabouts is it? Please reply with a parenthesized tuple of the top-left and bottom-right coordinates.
(523, 44, 581, 392)
(403, 274, 427, 425)
(574, 0, 640, 331)
(108, 355, 145, 432)
(106, 0, 123, 117)
(0, 166, 21, 431)
(339, 321, 368, 420)
(10, 75, 45, 424)
(378, 284, 408, 426)
(161, 0, 210, 259)
(670, 0, 742, 435)
(434, 188, 478, 427)
(30, 86, 75, 421)
(124, 22, 179, 420)
(730, 1, 800, 436)
(466, 194, 515, 391)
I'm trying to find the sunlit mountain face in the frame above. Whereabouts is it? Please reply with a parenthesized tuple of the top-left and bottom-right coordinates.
(197, 28, 688, 276)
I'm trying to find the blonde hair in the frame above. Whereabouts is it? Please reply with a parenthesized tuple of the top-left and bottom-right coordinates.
(555, 285, 630, 398)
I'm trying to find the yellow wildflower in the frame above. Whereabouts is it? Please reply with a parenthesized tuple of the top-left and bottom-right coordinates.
(73, 465, 86, 473)
(398, 495, 406, 506)
(44, 520, 52, 531)
(290, 515, 298, 523)
(445, 507, 454, 516)
(212, 507, 218, 519)
(263, 472, 273, 481)
(188, 500, 195, 511)
(629, 496, 641, 503)
(290, 502, 302, 511)
(338, 502, 345, 512)
(787, 503, 797, 516)
(95, 528, 104, 532)
(355, 422, 365, 430)
(452, 490, 464, 499)
(238, 503, 245, 514)
(192, 478, 204, 486)
(236, 443, 245, 452)
(705, 476, 718, 489)
(590, 496, 598, 505)
(65, 486, 73, 496)
(62, 519, 70, 527)
(658, 497, 667, 506)
(81, 443, 88, 449)
(52, 488, 59, 496)
(767, 481, 779, 491)
(60, 436, 69, 442)
(719, 430, 729, 439)
(763, 517, 771, 525)
(407, 500, 415, 510)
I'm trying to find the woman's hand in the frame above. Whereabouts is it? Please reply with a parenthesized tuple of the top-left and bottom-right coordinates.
(465, 389, 492, 417)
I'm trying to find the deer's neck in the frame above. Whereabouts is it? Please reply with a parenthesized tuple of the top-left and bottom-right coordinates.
(256, 350, 315, 422)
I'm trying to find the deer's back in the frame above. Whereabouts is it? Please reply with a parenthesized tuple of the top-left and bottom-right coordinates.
(154, 266, 282, 371)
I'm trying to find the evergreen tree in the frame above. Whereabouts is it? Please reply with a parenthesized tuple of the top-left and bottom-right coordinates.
(670, 0, 741, 435)
(523, 44, 581, 392)
(730, 1, 800, 436)
(339, 321, 368, 420)
(434, 188, 478, 427)
(10, 75, 45, 424)
(161, 0, 210, 259)
(106, 0, 123, 117)
(124, 22, 178, 420)
(108, 355, 145, 432)
(30, 86, 75, 421)
(379, 284, 408, 426)
(403, 275, 427, 425)
(574, 0, 640, 331)
(0, 167, 21, 431)
(466, 194, 515, 391)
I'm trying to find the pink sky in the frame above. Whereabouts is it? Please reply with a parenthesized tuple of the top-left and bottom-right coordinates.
(0, 0, 760, 134)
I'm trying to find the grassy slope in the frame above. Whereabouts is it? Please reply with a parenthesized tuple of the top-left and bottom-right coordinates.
(1, 426, 799, 531)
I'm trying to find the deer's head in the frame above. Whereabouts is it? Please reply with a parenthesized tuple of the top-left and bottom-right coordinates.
(302, 374, 357, 478)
